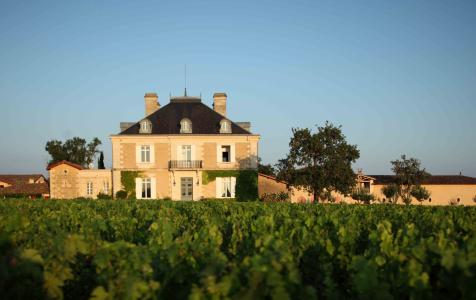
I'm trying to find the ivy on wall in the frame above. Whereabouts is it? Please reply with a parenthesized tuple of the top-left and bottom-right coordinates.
(202, 170, 258, 201)
(121, 171, 142, 198)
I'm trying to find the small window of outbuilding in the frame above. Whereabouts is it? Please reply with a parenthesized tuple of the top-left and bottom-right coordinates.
(180, 118, 192, 133)
(139, 120, 152, 134)
(220, 119, 231, 133)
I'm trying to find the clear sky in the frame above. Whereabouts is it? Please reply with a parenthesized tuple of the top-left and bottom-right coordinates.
(1, 0, 475, 176)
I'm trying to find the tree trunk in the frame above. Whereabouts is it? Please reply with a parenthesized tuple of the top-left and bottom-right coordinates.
(313, 190, 318, 203)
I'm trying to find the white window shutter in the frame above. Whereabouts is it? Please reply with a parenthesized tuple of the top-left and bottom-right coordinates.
(231, 144, 236, 163)
(216, 177, 222, 198)
(191, 145, 196, 161)
(150, 145, 155, 164)
(135, 178, 141, 199)
(216, 144, 221, 163)
(151, 177, 157, 199)
(231, 177, 236, 198)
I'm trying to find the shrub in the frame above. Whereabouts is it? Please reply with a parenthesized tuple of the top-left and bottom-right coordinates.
(382, 184, 399, 203)
(115, 190, 128, 199)
(260, 192, 290, 202)
(351, 188, 375, 204)
(97, 193, 112, 200)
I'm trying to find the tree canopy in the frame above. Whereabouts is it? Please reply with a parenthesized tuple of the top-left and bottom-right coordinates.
(390, 155, 430, 205)
(258, 157, 276, 177)
(45, 137, 102, 168)
(277, 121, 360, 203)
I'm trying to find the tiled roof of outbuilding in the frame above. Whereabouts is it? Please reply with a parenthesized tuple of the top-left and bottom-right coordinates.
(119, 98, 252, 135)
(371, 175, 476, 185)
(46, 160, 84, 171)
(0, 174, 49, 196)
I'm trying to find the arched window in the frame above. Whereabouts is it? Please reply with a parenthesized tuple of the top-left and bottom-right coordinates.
(220, 119, 231, 133)
(139, 119, 152, 133)
(180, 118, 192, 133)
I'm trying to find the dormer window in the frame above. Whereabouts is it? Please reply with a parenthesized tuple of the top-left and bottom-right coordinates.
(139, 119, 152, 134)
(220, 119, 231, 133)
(180, 118, 192, 133)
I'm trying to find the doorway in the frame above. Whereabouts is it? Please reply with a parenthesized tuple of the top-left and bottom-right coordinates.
(180, 177, 193, 200)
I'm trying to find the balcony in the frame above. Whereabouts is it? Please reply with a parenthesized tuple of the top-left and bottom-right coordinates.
(169, 160, 203, 169)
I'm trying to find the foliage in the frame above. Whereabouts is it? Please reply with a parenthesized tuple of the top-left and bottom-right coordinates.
(410, 185, 431, 203)
(382, 184, 399, 203)
(97, 192, 112, 200)
(115, 190, 128, 199)
(0, 200, 475, 299)
(260, 192, 290, 202)
(276, 122, 360, 202)
(98, 152, 105, 169)
(351, 188, 375, 204)
(202, 170, 258, 201)
(473, 195, 476, 203)
(258, 157, 276, 176)
(121, 171, 142, 199)
(391, 155, 430, 205)
(45, 137, 102, 167)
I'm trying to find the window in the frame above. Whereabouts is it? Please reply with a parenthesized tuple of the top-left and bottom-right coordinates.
(140, 120, 152, 133)
(221, 177, 234, 198)
(86, 182, 93, 196)
(180, 118, 192, 133)
(141, 178, 152, 199)
(220, 119, 231, 133)
(0, 185, 4, 188)
(141, 145, 151, 163)
(103, 182, 109, 194)
(221, 145, 231, 162)
(181, 145, 192, 161)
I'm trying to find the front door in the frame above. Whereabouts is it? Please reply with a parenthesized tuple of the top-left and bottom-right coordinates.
(181, 177, 193, 200)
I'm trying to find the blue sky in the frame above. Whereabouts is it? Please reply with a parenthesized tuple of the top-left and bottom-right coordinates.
(0, 0, 475, 176)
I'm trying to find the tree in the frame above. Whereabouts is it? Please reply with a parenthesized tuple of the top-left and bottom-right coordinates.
(98, 152, 105, 169)
(351, 188, 375, 204)
(390, 155, 430, 205)
(45, 137, 102, 168)
(276, 122, 360, 203)
(258, 157, 276, 177)
(382, 184, 399, 203)
(410, 185, 431, 204)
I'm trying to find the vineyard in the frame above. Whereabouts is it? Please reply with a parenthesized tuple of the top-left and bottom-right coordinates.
(1, 200, 475, 299)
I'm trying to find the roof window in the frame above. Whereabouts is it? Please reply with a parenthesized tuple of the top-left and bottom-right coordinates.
(180, 118, 192, 133)
(220, 119, 231, 133)
(139, 119, 152, 134)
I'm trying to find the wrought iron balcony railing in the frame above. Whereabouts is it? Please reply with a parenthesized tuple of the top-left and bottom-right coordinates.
(169, 160, 203, 169)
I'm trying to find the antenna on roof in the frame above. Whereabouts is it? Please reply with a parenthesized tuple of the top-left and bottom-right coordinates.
(184, 64, 187, 96)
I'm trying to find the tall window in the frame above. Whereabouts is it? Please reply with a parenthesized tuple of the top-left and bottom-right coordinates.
(221, 145, 231, 162)
(221, 177, 232, 198)
(86, 182, 93, 196)
(141, 145, 151, 163)
(103, 182, 109, 194)
(181, 145, 192, 161)
(180, 118, 192, 133)
(141, 178, 152, 199)
(220, 119, 231, 133)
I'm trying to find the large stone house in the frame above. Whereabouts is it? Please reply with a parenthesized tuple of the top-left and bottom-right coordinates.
(48, 92, 260, 200)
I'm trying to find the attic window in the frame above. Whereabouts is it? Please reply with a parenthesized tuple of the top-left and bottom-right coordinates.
(180, 118, 192, 133)
(220, 119, 231, 133)
(139, 120, 152, 134)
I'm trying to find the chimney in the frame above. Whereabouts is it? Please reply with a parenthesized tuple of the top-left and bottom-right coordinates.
(145, 93, 160, 116)
(236, 122, 251, 132)
(213, 92, 227, 117)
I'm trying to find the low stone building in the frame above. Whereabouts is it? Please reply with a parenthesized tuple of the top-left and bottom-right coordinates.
(0, 174, 50, 198)
(47, 161, 112, 199)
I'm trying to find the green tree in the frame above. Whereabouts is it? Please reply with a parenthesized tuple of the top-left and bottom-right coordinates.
(410, 185, 431, 204)
(258, 157, 276, 177)
(98, 152, 105, 169)
(390, 155, 430, 205)
(277, 122, 360, 203)
(381, 184, 399, 203)
(45, 137, 102, 167)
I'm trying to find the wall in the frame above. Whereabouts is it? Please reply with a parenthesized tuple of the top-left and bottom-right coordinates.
(258, 174, 313, 203)
(49, 164, 81, 199)
(77, 170, 112, 199)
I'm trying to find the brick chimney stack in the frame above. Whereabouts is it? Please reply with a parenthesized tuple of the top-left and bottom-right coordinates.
(213, 93, 227, 117)
(144, 93, 160, 116)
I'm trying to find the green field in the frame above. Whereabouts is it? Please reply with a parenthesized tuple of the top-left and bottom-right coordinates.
(1, 200, 475, 299)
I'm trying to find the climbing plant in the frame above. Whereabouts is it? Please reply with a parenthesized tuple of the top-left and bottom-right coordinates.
(121, 171, 142, 198)
(202, 170, 258, 201)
